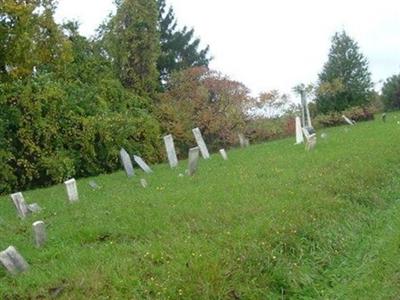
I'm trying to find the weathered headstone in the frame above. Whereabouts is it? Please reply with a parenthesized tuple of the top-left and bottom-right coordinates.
(27, 203, 41, 213)
(32, 221, 46, 248)
(192, 128, 210, 159)
(140, 178, 148, 188)
(342, 115, 355, 126)
(163, 134, 178, 168)
(10, 193, 29, 218)
(64, 179, 79, 203)
(119, 148, 134, 177)
(302, 128, 317, 151)
(133, 155, 153, 174)
(219, 149, 228, 160)
(88, 180, 100, 190)
(188, 147, 200, 176)
(0, 246, 29, 275)
(238, 133, 250, 148)
(295, 116, 304, 144)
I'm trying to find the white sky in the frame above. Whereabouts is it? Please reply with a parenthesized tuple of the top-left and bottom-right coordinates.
(55, 0, 400, 98)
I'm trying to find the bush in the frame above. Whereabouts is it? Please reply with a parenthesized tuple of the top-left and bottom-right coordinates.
(314, 106, 375, 128)
(244, 116, 295, 144)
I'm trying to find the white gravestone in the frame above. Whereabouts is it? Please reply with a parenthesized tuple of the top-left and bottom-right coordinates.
(133, 155, 153, 174)
(64, 179, 79, 203)
(32, 221, 46, 248)
(163, 134, 178, 168)
(238, 133, 250, 148)
(295, 117, 304, 144)
(10, 192, 29, 218)
(302, 128, 317, 151)
(188, 147, 200, 176)
(120, 148, 135, 177)
(140, 178, 148, 188)
(0, 246, 29, 275)
(342, 115, 355, 126)
(219, 149, 228, 160)
(192, 128, 210, 159)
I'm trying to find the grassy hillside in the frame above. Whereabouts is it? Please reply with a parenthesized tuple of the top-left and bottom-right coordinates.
(1, 113, 400, 299)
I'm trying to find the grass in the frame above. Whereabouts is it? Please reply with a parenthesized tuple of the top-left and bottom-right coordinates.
(1, 113, 400, 299)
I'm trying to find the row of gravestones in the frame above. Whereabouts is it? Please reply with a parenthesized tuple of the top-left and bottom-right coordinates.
(1, 127, 248, 275)
(295, 115, 355, 151)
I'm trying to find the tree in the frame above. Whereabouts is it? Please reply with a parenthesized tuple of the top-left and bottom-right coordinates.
(316, 31, 372, 113)
(101, 0, 160, 96)
(157, 0, 211, 85)
(382, 74, 400, 110)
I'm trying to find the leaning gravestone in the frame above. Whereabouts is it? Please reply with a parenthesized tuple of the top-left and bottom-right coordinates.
(295, 116, 304, 144)
(64, 179, 79, 203)
(133, 155, 153, 174)
(192, 128, 210, 159)
(342, 115, 355, 126)
(120, 148, 135, 177)
(0, 246, 29, 275)
(238, 133, 250, 148)
(32, 221, 46, 248)
(10, 193, 29, 218)
(188, 147, 200, 176)
(163, 134, 178, 168)
(219, 149, 228, 160)
(302, 128, 317, 151)
(88, 180, 100, 190)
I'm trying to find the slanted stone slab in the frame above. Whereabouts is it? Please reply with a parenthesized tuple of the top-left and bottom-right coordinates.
(219, 149, 228, 160)
(133, 155, 153, 174)
(163, 134, 178, 168)
(10, 192, 29, 218)
(88, 180, 100, 190)
(342, 115, 355, 126)
(295, 116, 304, 144)
(0, 246, 29, 275)
(188, 147, 200, 176)
(238, 133, 249, 148)
(64, 179, 79, 203)
(27, 203, 41, 213)
(302, 128, 317, 151)
(120, 148, 134, 177)
(192, 128, 210, 159)
(32, 221, 46, 248)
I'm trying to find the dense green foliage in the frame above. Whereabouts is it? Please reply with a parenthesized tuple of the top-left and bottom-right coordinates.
(382, 73, 400, 110)
(1, 113, 399, 298)
(313, 105, 375, 128)
(157, 0, 210, 85)
(316, 31, 373, 113)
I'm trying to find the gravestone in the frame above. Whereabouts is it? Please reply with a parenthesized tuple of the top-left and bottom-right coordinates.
(188, 147, 200, 176)
(342, 115, 355, 126)
(0, 246, 29, 275)
(32, 221, 46, 248)
(27, 203, 41, 213)
(219, 149, 228, 160)
(295, 116, 304, 144)
(88, 180, 100, 190)
(64, 179, 79, 203)
(133, 155, 153, 174)
(10, 193, 29, 218)
(302, 128, 317, 151)
(238, 133, 250, 148)
(163, 134, 178, 168)
(192, 128, 210, 159)
(119, 148, 134, 177)
(140, 179, 148, 188)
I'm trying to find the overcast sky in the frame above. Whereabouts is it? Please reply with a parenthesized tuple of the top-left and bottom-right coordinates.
(55, 0, 400, 98)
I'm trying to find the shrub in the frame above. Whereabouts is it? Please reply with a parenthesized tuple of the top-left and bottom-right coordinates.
(314, 106, 375, 128)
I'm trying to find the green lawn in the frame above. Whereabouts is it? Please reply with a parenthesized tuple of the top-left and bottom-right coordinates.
(1, 113, 400, 299)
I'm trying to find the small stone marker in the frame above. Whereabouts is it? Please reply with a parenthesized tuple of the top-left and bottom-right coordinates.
(238, 133, 250, 148)
(188, 147, 200, 176)
(302, 128, 317, 151)
(133, 155, 153, 174)
(192, 128, 210, 159)
(32, 221, 46, 248)
(163, 134, 178, 168)
(0, 246, 29, 275)
(27, 203, 41, 213)
(140, 178, 148, 188)
(219, 149, 228, 160)
(295, 116, 304, 144)
(342, 115, 355, 126)
(120, 148, 134, 177)
(64, 179, 79, 203)
(10, 192, 29, 218)
(88, 180, 100, 190)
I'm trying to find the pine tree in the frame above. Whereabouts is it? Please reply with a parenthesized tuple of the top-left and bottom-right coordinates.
(157, 0, 210, 84)
(316, 31, 372, 113)
(102, 0, 160, 96)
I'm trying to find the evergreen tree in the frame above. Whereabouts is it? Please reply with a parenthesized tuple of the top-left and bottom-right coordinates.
(101, 0, 160, 96)
(382, 74, 400, 110)
(157, 0, 210, 84)
(316, 31, 372, 113)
